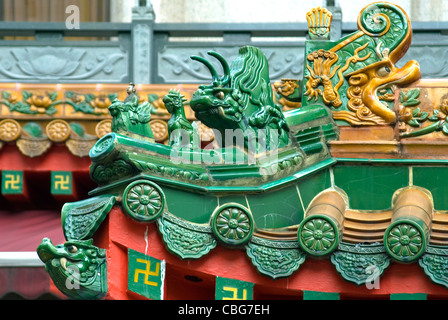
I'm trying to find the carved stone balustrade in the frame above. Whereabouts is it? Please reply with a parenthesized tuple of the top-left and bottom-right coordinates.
(0, 5, 447, 85)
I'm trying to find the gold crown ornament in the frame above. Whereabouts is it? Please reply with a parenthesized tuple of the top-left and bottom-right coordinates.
(306, 7, 333, 40)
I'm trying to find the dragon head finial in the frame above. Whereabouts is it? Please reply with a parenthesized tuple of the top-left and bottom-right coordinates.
(37, 238, 107, 300)
(302, 2, 421, 126)
(189, 46, 290, 151)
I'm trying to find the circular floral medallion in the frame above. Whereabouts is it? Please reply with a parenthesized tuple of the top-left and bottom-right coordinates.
(0, 119, 21, 142)
(298, 215, 339, 256)
(211, 204, 253, 246)
(196, 121, 214, 143)
(95, 120, 112, 139)
(46, 120, 70, 142)
(384, 221, 425, 262)
(123, 180, 165, 222)
(149, 120, 168, 142)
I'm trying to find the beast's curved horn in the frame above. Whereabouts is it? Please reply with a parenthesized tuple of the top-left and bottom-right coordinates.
(208, 51, 230, 80)
(191, 55, 219, 81)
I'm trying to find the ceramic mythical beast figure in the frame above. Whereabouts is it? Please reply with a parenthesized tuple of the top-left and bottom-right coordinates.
(108, 82, 154, 140)
(190, 46, 290, 151)
(37, 238, 107, 300)
(36, 2, 433, 300)
(163, 89, 200, 149)
(302, 2, 421, 125)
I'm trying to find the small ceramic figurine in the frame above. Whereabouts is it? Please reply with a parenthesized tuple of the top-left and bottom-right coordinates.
(163, 89, 199, 149)
(108, 82, 154, 140)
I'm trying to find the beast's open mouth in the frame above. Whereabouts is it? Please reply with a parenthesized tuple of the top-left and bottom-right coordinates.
(37, 238, 78, 272)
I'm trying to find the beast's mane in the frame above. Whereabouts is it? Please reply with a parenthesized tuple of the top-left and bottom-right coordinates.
(230, 46, 275, 111)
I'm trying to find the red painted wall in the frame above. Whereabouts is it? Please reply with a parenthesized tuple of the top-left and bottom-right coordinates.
(94, 207, 448, 300)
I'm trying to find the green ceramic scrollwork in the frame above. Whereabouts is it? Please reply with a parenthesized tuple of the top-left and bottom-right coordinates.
(90, 159, 136, 184)
(419, 246, 448, 289)
(62, 195, 116, 241)
(246, 236, 306, 279)
(37, 238, 107, 300)
(358, 2, 409, 46)
(122, 179, 165, 222)
(298, 215, 340, 256)
(331, 243, 391, 286)
(158, 212, 217, 259)
(211, 203, 254, 246)
(90, 133, 116, 159)
(133, 159, 209, 182)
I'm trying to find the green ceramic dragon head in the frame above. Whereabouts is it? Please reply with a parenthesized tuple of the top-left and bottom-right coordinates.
(37, 238, 107, 300)
(190, 46, 290, 151)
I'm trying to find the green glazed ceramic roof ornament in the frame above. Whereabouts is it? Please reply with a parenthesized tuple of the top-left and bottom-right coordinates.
(108, 82, 155, 141)
(62, 194, 116, 241)
(190, 47, 291, 151)
(163, 89, 200, 149)
(37, 238, 107, 300)
(122, 179, 165, 222)
(36, 2, 448, 299)
(302, 2, 421, 126)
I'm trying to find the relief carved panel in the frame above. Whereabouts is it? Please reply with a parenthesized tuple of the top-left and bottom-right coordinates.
(0, 45, 129, 83)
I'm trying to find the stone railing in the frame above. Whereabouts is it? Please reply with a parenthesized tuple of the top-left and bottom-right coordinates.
(0, 5, 447, 85)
